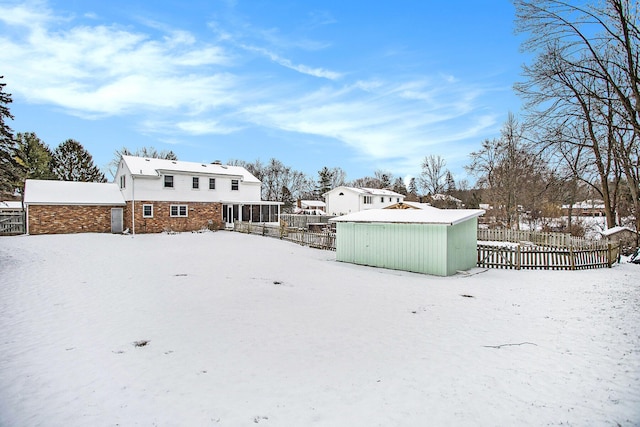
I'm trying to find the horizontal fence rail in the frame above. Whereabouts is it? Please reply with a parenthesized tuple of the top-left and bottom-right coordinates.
(0, 212, 25, 235)
(234, 221, 336, 251)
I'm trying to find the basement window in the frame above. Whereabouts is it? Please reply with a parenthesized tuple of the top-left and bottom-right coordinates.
(170, 205, 188, 217)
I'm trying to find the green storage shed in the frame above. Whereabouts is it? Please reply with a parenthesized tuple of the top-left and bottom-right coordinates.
(331, 207, 485, 276)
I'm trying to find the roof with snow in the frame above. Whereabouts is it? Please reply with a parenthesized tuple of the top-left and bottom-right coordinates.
(330, 207, 485, 226)
(301, 200, 326, 207)
(0, 201, 22, 210)
(324, 186, 405, 197)
(24, 180, 125, 205)
(121, 156, 261, 183)
(601, 226, 637, 236)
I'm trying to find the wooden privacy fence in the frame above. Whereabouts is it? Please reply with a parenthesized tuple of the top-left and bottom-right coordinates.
(477, 241, 619, 270)
(0, 212, 25, 235)
(234, 221, 336, 251)
(477, 228, 589, 247)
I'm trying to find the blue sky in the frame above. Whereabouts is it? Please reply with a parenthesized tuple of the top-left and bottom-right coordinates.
(1, 0, 525, 185)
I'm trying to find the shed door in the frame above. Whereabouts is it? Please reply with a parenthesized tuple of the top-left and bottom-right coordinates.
(111, 208, 123, 233)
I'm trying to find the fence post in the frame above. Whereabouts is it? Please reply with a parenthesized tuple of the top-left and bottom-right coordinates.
(516, 245, 521, 270)
(607, 242, 613, 268)
(569, 246, 575, 270)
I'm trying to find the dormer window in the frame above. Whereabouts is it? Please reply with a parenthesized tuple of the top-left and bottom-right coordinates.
(164, 175, 174, 188)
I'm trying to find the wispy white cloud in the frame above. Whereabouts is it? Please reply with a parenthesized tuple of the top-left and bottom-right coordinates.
(0, 1, 502, 177)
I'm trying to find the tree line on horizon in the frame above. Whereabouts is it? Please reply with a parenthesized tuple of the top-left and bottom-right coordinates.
(1, 0, 638, 238)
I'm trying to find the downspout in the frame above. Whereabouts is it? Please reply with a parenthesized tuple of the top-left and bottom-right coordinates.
(131, 175, 135, 236)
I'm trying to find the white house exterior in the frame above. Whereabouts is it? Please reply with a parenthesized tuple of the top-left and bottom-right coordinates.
(323, 186, 405, 216)
(113, 156, 281, 233)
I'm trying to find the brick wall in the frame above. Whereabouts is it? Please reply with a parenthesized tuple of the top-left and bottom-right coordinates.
(28, 205, 121, 235)
(124, 201, 224, 233)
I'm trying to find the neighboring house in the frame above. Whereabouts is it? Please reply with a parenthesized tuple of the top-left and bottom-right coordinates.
(24, 180, 126, 235)
(294, 200, 327, 215)
(114, 156, 281, 233)
(562, 200, 606, 217)
(323, 186, 405, 216)
(331, 207, 485, 276)
(429, 193, 463, 208)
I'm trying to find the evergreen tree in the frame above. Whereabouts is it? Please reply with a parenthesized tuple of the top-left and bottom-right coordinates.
(0, 76, 21, 198)
(406, 177, 419, 201)
(317, 166, 334, 196)
(15, 132, 55, 195)
(52, 139, 106, 182)
(392, 177, 408, 195)
(445, 171, 456, 193)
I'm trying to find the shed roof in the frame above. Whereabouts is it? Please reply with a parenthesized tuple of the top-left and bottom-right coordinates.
(24, 180, 126, 205)
(121, 156, 261, 183)
(330, 207, 485, 226)
(601, 226, 637, 236)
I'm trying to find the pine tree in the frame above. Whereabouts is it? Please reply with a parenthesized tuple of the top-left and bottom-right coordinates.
(16, 132, 54, 179)
(317, 166, 334, 196)
(406, 177, 419, 201)
(392, 177, 408, 195)
(0, 76, 21, 198)
(52, 139, 106, 182)
(445, 170, 456, 193)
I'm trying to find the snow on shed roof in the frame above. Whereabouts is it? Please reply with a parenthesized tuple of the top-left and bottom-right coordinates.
(601, 226, 637, 236)
(24, 180, 125, 205)
(121, 156, 261, 183)
(330, 207, 485, 226)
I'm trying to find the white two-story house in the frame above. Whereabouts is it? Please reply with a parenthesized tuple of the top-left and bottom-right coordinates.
(323, 186, 405, 216)
(115, 156, 281, 233)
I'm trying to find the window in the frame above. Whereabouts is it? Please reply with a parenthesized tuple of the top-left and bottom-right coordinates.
(170, 205, 188, 217)
(164, 175, 174, 188)
(142, 204, 153, 218)
(209, 178, 216, 190)
(192, 177, 199, 189)
(363, 196, 372, 204)
(119, 175, 126, 189)
(231, 179, 239, 191)
(397, 198, 400, 202)
(381, 197, 384, 203)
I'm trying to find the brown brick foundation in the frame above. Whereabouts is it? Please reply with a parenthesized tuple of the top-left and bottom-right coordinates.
(124, 201, 224, 233)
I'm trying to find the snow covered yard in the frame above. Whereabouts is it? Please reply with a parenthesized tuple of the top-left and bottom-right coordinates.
(1, 231, 639, 426)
